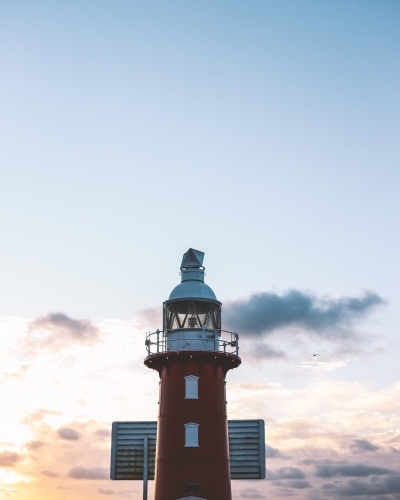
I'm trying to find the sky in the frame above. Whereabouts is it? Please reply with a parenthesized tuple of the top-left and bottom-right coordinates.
(0, 1, 399, 499)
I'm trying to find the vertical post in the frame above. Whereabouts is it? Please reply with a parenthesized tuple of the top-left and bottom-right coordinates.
(157, 329, 159, 353)
(143, 436, 148, 500)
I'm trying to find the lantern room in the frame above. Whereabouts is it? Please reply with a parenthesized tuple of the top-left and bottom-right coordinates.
(145, 248, 238, 356)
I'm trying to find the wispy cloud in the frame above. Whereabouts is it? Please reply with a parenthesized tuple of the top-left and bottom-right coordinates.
(350, 439, 380, 453)
(26, 313, 100, 351)
(57, 427, 80, 441)
(315, 462, 392, 478)
(68, 466, 108, 480)
(138, 307, 162, 330)
(286, 479, 311, 489)
(300, 359, 352, 372)
(224, 290, 384, 337)
(24, 440, 46, 451)
(93, 429, 111, 441)
(41, 470, 59, 478)
(239, 487, 266, 499)
(0, 451, 23, 468)
(266, 466, 306, 480)
(116, 490, 138, 496)
(265, 444, 283, 459)
(22, 409, 61, 425)
(98, 488, 115, 495)
(322, 474, 400, 496)
(248, 343, 286, 359)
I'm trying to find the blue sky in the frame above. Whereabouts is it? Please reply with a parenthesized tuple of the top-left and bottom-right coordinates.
(0, 2, 399, 499)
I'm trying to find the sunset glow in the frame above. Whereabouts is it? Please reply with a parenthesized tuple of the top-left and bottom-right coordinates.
(1, 1, 399, 499)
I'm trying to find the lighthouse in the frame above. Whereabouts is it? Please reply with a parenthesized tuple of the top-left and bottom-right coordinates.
(110, 248, 264, 498)
(144, 248, 241, 500)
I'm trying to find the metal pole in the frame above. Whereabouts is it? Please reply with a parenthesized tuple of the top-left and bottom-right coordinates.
(143, 436, 148, 500)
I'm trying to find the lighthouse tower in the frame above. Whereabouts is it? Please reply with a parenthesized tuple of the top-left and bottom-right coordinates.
(144, 248, 240, 500)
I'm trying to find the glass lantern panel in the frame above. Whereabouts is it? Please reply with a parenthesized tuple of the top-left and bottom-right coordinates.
(166, 301, 221, 330)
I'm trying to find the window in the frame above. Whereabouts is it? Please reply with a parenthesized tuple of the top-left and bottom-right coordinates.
(184, 423, 199, 447)
(185, 376, 198, 399)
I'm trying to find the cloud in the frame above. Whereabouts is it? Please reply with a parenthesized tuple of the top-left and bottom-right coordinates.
(239, 488, 266, 499)
(26, 312, 100, 351)
(266, 467, 306, 480)
(300, 359, 351, 372)
(138, 308, 162, 330)
(223, 290, 384, 337)
(0, 451, 23, 467)
(287, 480, 311, 489)
(0, 364, 28, 383)
(68, 466, 108, 480)
(21, 408, 61, 425)
(248, 343, 286, 359)
(265, 444, 283, 459)
(94, 429, 110, 441)
(41, 470, 59, 478)
(98, 488, 115, 495)
(315, 463, 392, 478)
(322, 475, 400, 496)
(350, 439, 380, 453)
(57, 427, 80, 441)
(25, 440, 46, 450)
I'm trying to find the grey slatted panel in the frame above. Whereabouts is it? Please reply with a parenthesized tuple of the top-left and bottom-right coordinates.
(110, 421, 157, 480)
(110, 419, 265, 480)
(228, 420, 265, 479)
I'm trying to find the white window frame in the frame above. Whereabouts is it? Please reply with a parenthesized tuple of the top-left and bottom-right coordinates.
(184, 423, 199, 447)
(184, 375, 199, 399)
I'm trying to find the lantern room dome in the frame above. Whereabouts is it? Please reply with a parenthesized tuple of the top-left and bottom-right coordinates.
(167, 248, 218, 302)
(168, 280, 217, 301)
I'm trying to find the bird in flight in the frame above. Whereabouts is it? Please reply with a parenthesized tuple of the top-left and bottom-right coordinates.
(311, 354, 319, 357)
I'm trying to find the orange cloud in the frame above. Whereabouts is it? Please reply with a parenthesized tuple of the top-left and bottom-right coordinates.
(0, 451, 23, 468)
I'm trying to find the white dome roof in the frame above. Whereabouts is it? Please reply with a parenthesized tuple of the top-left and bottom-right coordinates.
(168, 281, 217, 301)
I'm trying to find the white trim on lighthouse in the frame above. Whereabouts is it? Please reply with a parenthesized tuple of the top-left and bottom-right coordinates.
(184, 422, 199, 447)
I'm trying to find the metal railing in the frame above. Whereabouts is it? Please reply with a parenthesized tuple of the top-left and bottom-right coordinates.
(145, 328, 239, 356)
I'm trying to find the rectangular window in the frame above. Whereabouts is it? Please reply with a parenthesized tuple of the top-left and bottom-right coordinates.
(185, 423, 199, 447)
(185, 375, 199, 399)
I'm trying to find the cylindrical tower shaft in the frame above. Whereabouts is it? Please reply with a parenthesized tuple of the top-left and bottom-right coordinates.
(145, 351, 240, 500)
